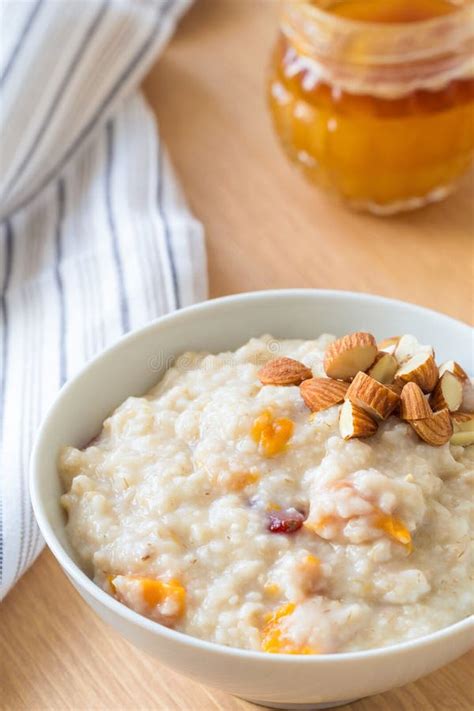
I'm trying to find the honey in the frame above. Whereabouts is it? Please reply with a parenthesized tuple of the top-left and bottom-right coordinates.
(328, 0, 457, 22)
(268, 0, 474, 213)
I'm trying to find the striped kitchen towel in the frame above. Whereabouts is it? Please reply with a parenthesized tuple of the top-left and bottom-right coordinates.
(0, 0, 207, 600)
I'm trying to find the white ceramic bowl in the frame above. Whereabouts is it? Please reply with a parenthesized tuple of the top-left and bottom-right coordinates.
(30, 289, 473, 709)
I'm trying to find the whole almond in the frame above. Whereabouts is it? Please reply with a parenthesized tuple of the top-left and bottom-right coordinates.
(409, 409, 453, 446)
(346, 371, 400, 421)
(258, 357, 312, 386)
(324, 332, 378, 381)
(300, 378, 348, 413)
(400, 383, 432, 421)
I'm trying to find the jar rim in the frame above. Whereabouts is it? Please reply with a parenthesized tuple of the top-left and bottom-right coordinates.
(291, 0, 472, 32)
(281, 0, 474, 64)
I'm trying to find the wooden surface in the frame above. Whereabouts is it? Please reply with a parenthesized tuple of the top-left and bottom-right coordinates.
(2, 1, 473, 710)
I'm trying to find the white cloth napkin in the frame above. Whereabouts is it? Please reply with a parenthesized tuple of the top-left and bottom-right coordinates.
(0, 0, 207, 600)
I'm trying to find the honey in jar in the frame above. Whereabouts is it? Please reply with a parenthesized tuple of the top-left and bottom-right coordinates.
(268, 0, 474, 214)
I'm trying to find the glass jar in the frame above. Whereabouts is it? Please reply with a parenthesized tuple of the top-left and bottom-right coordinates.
(268, 0, 474, 214)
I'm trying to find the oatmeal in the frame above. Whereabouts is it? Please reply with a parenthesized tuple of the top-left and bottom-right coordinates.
(60, 333, 473, 654)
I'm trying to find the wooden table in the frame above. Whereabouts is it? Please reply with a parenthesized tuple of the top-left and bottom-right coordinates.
(2, 1, 473, 710)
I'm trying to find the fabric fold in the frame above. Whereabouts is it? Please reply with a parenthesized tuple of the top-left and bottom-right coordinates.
(0, 0, 207, 599)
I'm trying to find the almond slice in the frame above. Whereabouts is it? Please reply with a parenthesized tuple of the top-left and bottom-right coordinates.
(366, 352, 398, 385)
(258, 357, 313, 386)
(438, 360, 469, 382)
(400, 383, 432, 421)
(300, 378, 348, 413)
(450, 431, 474, 447)
(339, 400, 378, 440)
(396, 353, 438, 393)
(324, 332, 378, 381)
(429, 371, 463, 413)
(378, 336, 400, 354)
(409, 409, 453, 446)
(394, 335, 434, 365)
(452, 411, 474, 432)
(346, 371, 400, 421)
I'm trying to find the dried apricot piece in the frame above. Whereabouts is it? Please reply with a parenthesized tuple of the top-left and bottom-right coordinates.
(251, 410, 294, 457)
(261, 603, 318, 655)
(375, 514, 412, 552)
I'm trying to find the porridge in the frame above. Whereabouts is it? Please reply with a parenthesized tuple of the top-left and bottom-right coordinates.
(60, 332, 473, 654)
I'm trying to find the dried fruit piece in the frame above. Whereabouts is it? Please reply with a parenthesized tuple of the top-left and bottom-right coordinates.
(300, 377, 348, 413)
(375, 514, 412, 553)
(396, 353, 438, 393)
(111, 575, 186, 622)
(430, 371, 463, 413)
(258, 357, 312, 386)
(394, 335, 434, 365)
(339, 399, 378, 440)
(346, 371, 400, 421)
(264, 582, 281, 597)
(366, 352, 398, 385)
(251, 410, 294, 457)
(400, 383, 432, 421)
(304, 515, 337, 535)
(261, 603, 317, 655)
(409, 409, 453, 446)
(438, 360, 469, 382)
(324, 332, 378, 381)
(267, 507, 305, 534)
(378, 336, 400, 354)
(226, 471, 260, 491)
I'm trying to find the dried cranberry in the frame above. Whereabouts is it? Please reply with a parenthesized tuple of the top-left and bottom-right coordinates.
(267, 508, 305, 534)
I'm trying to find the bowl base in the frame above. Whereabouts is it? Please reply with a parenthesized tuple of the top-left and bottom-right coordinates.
(238, 697, 359, 709)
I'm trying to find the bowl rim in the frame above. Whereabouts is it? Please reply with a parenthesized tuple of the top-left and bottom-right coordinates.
(30, 288, 474, 664)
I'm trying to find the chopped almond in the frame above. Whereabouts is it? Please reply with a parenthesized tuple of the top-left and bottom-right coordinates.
(460, 380, 474, 413)
(400, 383, 432, 421)
(452, 411, 474, 432)
(300, 377, 348, 413)
(378, 336, 400, 354)
(450, 412, 474, 446)
(409, 409, 453, 446)
(324, 332, 378, 381)
(339, 399, 378, 440)
(430, 371, 463, 413)
(396, 353, 438, 393)
(450, 431, 474, 447)
(366, 352, 398, 385)
(438, 360, 469, 382)
(258, 357, 313, 386)
(394, 335, 434, 365)
(346, 371, 400, 420)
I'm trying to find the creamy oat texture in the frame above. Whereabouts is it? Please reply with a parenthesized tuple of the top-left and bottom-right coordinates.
(60, 335, 473, 654)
